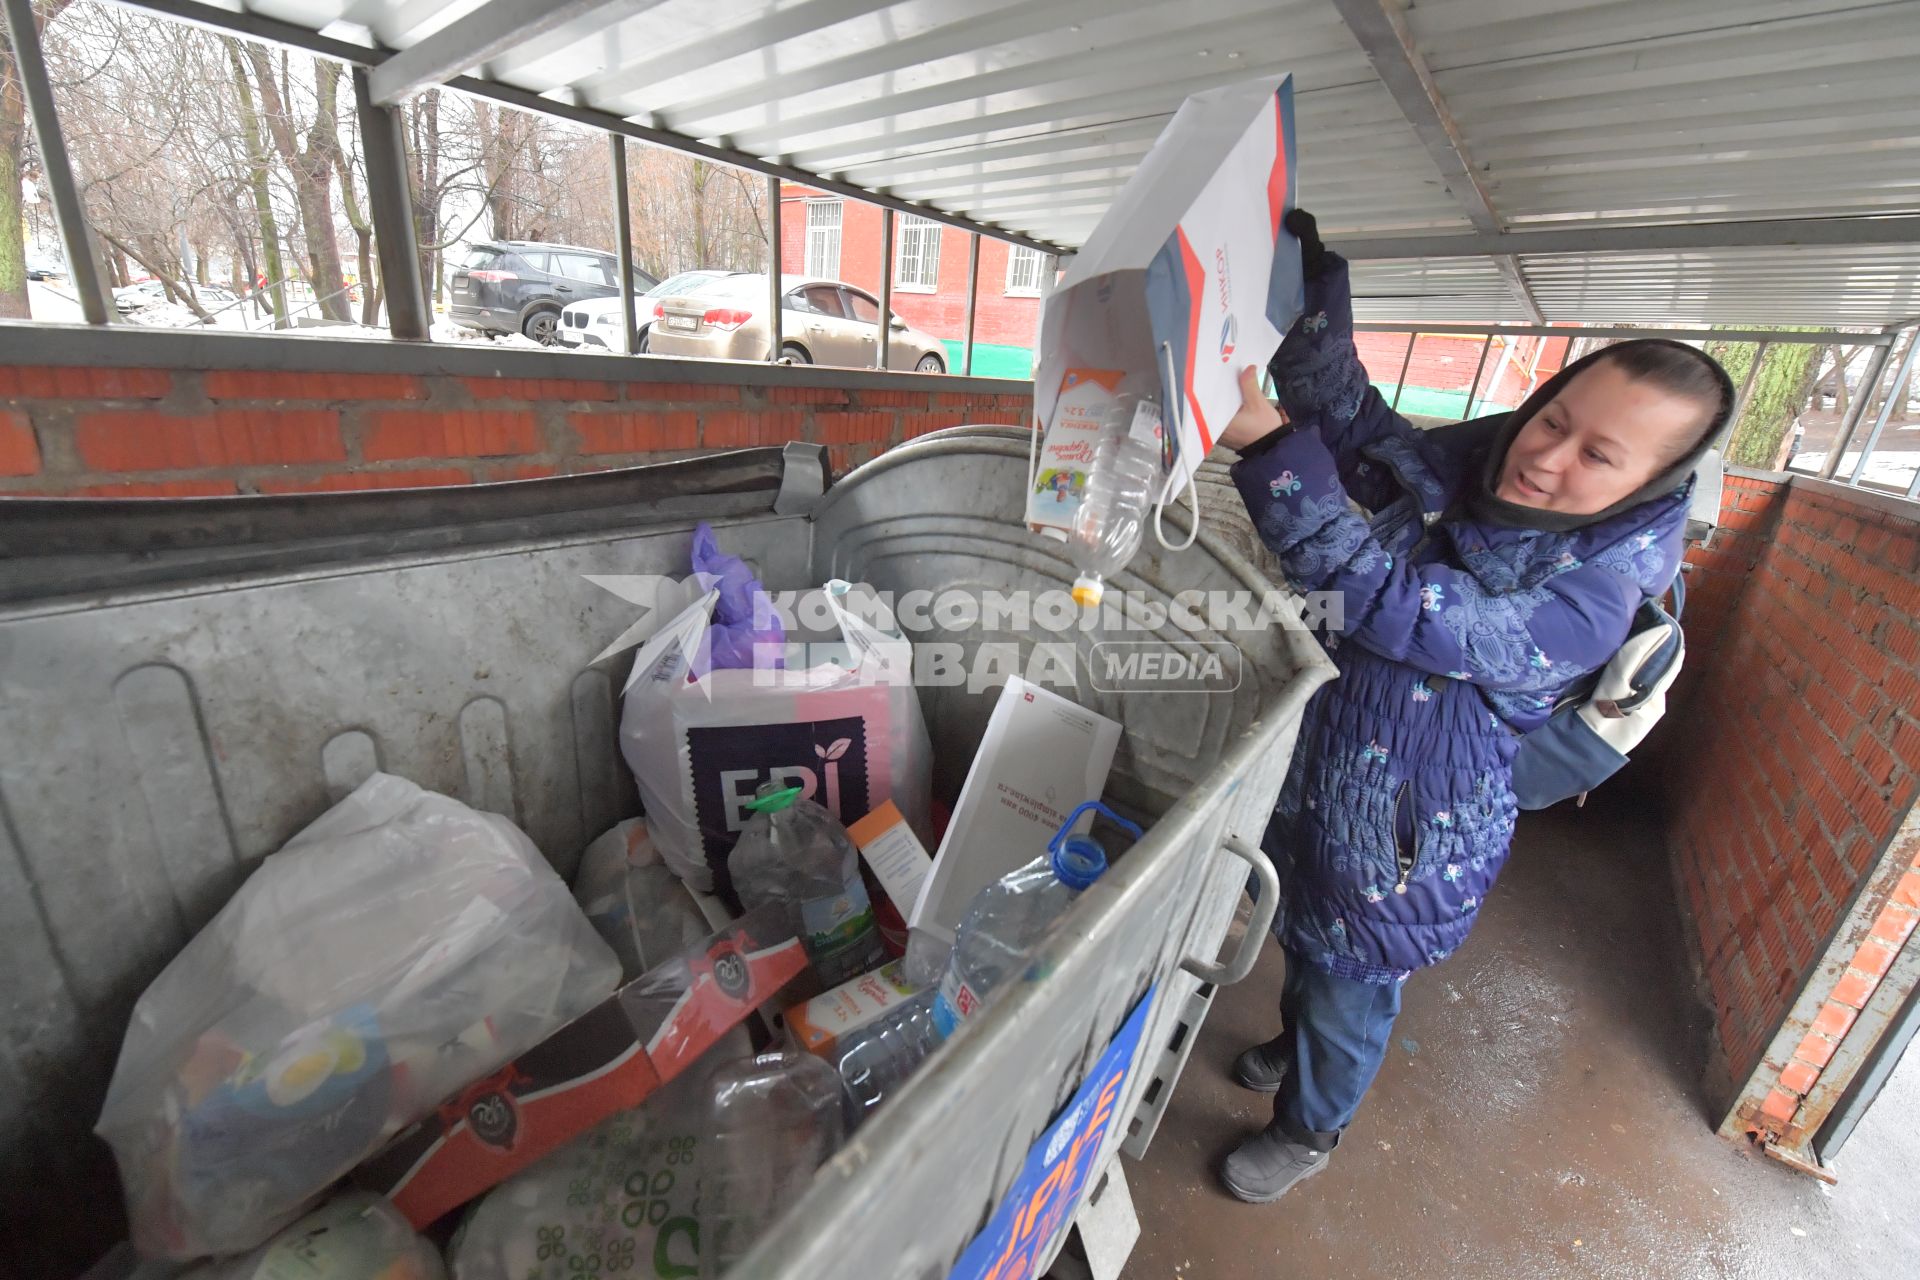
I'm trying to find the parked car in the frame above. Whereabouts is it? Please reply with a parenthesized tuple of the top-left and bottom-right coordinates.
(646, 274, 948, 372)
(447, 241, 658, 344)
(555, 270, 745, 352)
(25, 260, 61, 281)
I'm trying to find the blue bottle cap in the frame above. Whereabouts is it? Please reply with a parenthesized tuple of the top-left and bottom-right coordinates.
(1050, 836, 1108, 891)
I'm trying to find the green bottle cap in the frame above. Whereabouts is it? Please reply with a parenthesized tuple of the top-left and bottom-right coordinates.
(745, 785, 805, 813)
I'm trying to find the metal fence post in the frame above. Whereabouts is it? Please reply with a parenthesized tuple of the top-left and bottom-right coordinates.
(351, 67, 431, 341)
(963, 232, 980, 377)
(1821, 336, 1898, 480)
(1391, 332, 1419, 412)
(2, 0, 111, 324)
(609, 136, 638, 356)
(876, 207, 894, 370)
(767, 174, 783, 361)
(1846, 328, 1919, 486)
(1463, 334, 1493, 418)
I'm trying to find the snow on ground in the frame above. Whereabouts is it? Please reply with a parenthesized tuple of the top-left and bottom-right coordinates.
(24, 281, 545, 350)
(1792, 449, 1920, 491)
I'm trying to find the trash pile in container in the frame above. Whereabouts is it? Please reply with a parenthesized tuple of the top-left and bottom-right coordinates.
(93, 522, 1133, 1279)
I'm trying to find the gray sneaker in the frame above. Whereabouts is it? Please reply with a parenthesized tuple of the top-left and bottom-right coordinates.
(1220, 1121, 1332, 1204)
(1231, 1035, 1289, 1093)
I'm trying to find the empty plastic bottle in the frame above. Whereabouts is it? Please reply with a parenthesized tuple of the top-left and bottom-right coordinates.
(700, 1051, 849, 1278)
(930, 801, 1138, 1036)
(726, 784, 886, 992)
(832, 989, 941, 1122)
(1069, 395, 1165, 608)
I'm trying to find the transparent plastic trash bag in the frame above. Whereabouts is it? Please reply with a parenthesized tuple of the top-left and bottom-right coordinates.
(96, 772, 621, 1260)
(572, 818, 715, 982)
(180, 1193, 444, 1280)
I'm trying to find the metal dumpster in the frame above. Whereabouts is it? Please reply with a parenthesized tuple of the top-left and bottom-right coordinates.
(0, 427, 1333, 1277)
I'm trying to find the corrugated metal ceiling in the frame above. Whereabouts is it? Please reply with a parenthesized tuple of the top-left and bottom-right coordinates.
(127, 0, 1920, 327)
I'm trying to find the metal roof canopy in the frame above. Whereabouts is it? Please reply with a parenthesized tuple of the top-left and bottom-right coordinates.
(46, 0, 1920, 331)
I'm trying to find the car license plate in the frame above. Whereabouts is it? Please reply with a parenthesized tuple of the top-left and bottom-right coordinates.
(665, 315, 697, 331)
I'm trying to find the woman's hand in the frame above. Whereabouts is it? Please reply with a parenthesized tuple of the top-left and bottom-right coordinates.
(1218, 365, 1289, 453)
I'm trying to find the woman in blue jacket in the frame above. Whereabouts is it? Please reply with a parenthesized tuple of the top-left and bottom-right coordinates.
(1215, 212, 1732, 1204)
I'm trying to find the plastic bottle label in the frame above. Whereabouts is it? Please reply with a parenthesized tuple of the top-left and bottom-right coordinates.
(798, 880, 884, 988)
(930, 976, 980, 1038)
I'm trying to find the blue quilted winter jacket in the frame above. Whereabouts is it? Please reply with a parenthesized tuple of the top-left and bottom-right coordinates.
(1232, 259, 1689, 983)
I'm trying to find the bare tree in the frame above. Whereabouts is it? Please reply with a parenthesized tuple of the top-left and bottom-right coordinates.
(1, 0, 76, 319)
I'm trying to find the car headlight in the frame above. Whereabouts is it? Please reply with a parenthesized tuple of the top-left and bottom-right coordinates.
(595, 313, 617, 326)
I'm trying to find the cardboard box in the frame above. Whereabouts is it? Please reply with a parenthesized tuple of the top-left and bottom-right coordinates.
(910, 677, 1122, 948)
(787, 961, 919, 1058)
(354, 905, 807, 1229)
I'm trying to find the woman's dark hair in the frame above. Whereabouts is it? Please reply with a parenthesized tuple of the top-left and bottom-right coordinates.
(1594, 339, 1732, 463)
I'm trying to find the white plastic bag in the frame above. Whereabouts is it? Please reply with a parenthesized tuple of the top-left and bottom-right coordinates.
(572, 818, 715, 982)
(180, 1193, 444, 1280)
(96, 772, 622, 1260)
(619, 581, 932, 896)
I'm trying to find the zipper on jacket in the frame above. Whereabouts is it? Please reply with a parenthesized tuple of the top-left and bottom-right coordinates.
(1393, 781, 1416, 894)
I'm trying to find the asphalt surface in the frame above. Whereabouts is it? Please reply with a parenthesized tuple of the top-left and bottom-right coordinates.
(1122, 797, 1919, 1280)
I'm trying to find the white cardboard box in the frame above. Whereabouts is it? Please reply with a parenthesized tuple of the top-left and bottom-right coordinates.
(909, 676, 1122, 946)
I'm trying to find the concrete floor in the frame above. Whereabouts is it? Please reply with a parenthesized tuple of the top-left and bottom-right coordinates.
(1122, 798, 1920, 1280)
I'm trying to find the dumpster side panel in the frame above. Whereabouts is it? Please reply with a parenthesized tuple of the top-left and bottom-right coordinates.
(0, 495, 811, 1272)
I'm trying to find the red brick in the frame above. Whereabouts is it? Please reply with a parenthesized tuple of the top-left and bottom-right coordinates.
(766, 385, 851, 406)
(205, 370, 427, 401)
(1812, 999, 1857, 1039)
(702, 409, 803, 448)
(461, 376, 616, 402)
(851, 388, 923, 408)
(0, 365, 170, 398)
(814, 410, 895, 444)
(1869, 905, 1918, 948)
(1851, 938, 1899, 980)
(254, 467, 472, 494)
(571, 410, 699, 453)
(1884, 621, 1920, 668)
(1893, 871, 1920, 910)
(363, 410, 540, 461)
(1794, 1032, 1838, 1069)
(75, 409, 345, 471)
(1831, 968, 1877, 1009)
(1779, 1058, 1821, 1095)
(71, 478, 238, 497)
(626, 381, 740, 403)
(1759, 1087, 1800, 1124)
(0, 412, 40, 476)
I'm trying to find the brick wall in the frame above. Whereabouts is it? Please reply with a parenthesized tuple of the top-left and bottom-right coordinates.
(1353, 332, 1571, 408)
(779, 186, 1041, 350)
(1652, 472, 1920, 1135)
(0, 359, 1033, 497)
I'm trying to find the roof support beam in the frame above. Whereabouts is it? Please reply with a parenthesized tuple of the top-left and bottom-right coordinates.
(369, 0, 669, 107)
(1330, 0, 1545, 324)
(1332, 216, 1920, 260)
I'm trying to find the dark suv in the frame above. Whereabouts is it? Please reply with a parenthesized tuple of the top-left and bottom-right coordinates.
(447, 241, 657, 344)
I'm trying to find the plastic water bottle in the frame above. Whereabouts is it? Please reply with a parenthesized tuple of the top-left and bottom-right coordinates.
(701, 1051, 848, 1278)
(832, 989, 941, 1122)
(726, 784, 885, 993)
(931, 802, 1140, 1035)
(1069, 396, 1165, 608)
(820, 804, 1141, 1117)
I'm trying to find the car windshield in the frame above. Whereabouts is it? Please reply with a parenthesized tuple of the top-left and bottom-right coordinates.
(693, 274, 764, 301)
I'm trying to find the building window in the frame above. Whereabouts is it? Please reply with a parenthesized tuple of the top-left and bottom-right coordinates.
(805, 200, 843, 278)
(1006, 245, 1047, 296)
(895, 215, 941, 291)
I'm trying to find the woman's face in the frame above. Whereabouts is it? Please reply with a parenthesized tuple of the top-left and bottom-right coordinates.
(1496, 359, 1706, 516)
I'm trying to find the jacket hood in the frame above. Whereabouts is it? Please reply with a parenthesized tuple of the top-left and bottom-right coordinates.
(1466, 340, 1733, 534)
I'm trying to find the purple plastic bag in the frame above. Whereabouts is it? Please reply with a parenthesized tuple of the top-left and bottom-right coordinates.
(690, 522, 784, 676)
